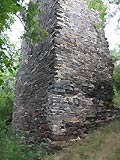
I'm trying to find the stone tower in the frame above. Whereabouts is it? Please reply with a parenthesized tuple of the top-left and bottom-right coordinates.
(12, 0, 116, 147)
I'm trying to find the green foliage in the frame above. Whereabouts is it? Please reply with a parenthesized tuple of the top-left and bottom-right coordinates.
(110, 45, 120, 107)
(113, 65, 120, 91)
(111, 45, 120, 62)
(113, 91, 120, 108)
(0, 0, 21, 80)
(0, 132, 48, 160)
(0, 71, 15, 131)
(0, 0, 48, 82)
(0, 127, 48, 160)
(0, 34, 20, 85)
(0, 0, 47, 41)
(0, 0, 23, 32)
(22, 1, 48, 43)
(85, 0, 120, 29)
(0, 73, 48, 160)
(113, 65, 120, 107)
(84, 0, 107, 27)
(0, 1, 49, 159)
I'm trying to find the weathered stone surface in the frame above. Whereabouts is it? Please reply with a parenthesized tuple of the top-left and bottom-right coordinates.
(12, 0, 120, 148)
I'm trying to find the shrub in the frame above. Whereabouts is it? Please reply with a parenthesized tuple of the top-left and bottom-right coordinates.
(0, 84, 14, 127)
(113, 65, 120, 91)
(113, 65, 120, 107)
(0, 79, 47, 159)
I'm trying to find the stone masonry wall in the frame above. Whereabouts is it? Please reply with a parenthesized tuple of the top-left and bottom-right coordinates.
(12, 0, 57, 143)
(12, 0, 120, 148)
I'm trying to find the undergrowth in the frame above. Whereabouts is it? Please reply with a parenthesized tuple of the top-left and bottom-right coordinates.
(113, 58, 120, 107)
(0, 83, 48, 160)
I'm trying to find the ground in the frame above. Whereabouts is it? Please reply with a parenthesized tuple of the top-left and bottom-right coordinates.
(45, 120, 120, 160)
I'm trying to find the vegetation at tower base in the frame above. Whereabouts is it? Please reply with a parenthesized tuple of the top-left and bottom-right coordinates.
(110, 45, 120, 108)
(0, 75, 49, 159)
(0, 73, 48, 159)
(12, 0, 120, 149)
(113, 65, 120, 107)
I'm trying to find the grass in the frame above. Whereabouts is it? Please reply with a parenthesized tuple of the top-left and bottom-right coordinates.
(45, 120, 120, 160)
(0, 126, 48, 160)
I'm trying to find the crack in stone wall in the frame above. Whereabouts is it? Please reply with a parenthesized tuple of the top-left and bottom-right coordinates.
(12, 0, 120, 148)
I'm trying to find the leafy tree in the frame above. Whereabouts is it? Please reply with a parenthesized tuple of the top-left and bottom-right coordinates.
(0, 34, 20, 84)
(109, 44, 120, 107)
(113, 64, 120, 107)
(0, 0, 48, 40)
(0, 0, 48, 85)
(22, 1, 48, 43)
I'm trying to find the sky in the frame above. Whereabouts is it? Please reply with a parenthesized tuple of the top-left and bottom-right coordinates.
(105, 19, 119, 50)
(8, 17, 24, 47)
(8, 0, 120, 50)
(104, 1, 120, 50)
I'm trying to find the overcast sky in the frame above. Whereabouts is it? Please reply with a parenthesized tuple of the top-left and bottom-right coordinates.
(8, 0, 120, 50)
